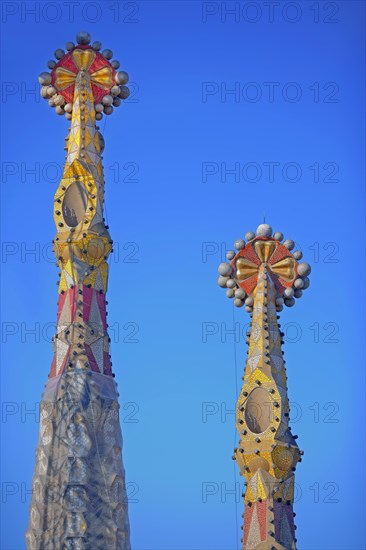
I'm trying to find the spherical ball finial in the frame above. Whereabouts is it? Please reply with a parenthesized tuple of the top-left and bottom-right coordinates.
(76, 31, 91, 45)
(234, 239, 245, 250)
(284, 287, 294, 299)
(119, 86, 130, 100)
(283, 239, 295, 250)
(38, 72, 52, 86)
(297, 262, 311, 276)
(235, 288, 246, 300)
(273, 231, 284, 241)
(102, 95, 113, 106)
(226, 250, 236, 260)
(256, 224, 272, 237)
(102, 49, 113, 60)
(218, 262, 232, 277)
(116, 71, 129, 85)
(54, 49, 65, 60)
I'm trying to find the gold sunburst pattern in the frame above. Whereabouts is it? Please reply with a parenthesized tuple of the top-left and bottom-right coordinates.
(234, 238, 297, 295)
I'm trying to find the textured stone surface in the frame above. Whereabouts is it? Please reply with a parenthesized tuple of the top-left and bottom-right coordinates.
(26, 370, 130, 549)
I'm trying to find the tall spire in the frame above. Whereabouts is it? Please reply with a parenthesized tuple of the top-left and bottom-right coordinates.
(26, 32, 131, 549)
(218, 223, 311, 549)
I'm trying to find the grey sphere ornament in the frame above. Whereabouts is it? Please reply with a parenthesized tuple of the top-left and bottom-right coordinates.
(245, 296, 254, 307)
(245, 231, 255, 241)
(116, 70, 129, 85)
(40, 86, 49, 99)
(92, 41, 102, 51)
(64, 103, 73, 113)
(293, 250, 303, 260)
(65, 113, 72, 120)
(95, 112, 103, 121)
(294, 278, 304, 289)
(298, 262, 311, 276)
(294, 289, 303, 298)
(234, 239, 245, 250)
(273, 232, 284, 241)
(38, 72, 52, 85)
(284, 297, 295, 307)
(55, 105, 64, 115)
(284, 287, 294, 299)
(111, 60, 121, 69)
(245, 306, 253, 313)
(256, 224, 272, 237)
(283, 239, 295, 250)
(302, 277, 310, 289)
(111, 85, 121, 96)
(102, 95, 113, 106)
(226, 250, 236, 260)
(235, 288, 246, 300)
(54, 94, 65, 106)
(119, 86, 130, 99)
(95, 103, 104, 113)
(47, 60, 56, 69)
(226, 279, 236, 289)
(218, 262, 232, 277)
(113, 97, 122, 107)
(76, 31, 91, 45)
(104, 105, 114, 115)
(275, 297, 284, 306)
(218, 276, 229, 288)
(54, 49, 65, 60)
(47, 86, 57, 96)
(234, 299, 244, 308)
(276, 305, 284, 312)
(65, 41, 75, 51)
(226, 289, 235, 298)
(102, 49, 113, 60)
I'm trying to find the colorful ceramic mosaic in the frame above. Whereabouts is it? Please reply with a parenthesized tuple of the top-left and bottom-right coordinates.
(26, 32, 131, 549)
(218, 224, 311, 549)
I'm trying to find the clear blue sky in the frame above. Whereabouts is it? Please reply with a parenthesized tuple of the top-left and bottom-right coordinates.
(1, 1, 365, 549)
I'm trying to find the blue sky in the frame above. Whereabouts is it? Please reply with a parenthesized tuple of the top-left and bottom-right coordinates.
(1, 1, 365, 549)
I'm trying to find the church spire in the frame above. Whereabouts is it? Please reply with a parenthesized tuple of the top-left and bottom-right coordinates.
(218, 223, 311, 549)
(26, 32, 131, 549)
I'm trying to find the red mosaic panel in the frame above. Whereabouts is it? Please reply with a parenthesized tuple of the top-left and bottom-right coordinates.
(51, 45, 116, 104)
(239, 274, 258, 295)
(243, 504, 254, 545)
(85, 343, 100, 373)
(82, 285, 93, 323)
(268, 242, 291, 266)
(256, 500, 267, 540)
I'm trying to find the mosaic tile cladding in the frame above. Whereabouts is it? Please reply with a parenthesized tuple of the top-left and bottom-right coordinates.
(26, 32, 131, 550)
(217, 224, 311, 549)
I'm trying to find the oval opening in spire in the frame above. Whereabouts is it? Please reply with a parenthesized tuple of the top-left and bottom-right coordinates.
(62, 180, 88, 227)
(244, 387, 272, 433)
